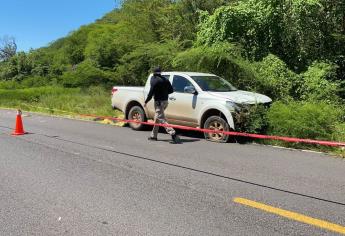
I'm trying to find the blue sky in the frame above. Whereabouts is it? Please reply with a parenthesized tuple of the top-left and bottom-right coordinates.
(0, 1, 118, 52)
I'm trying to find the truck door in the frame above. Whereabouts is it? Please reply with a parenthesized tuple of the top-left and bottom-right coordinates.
(165, 75, 199, 126)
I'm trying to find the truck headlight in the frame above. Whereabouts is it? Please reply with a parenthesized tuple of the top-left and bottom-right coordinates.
(226, 101, 241, 112)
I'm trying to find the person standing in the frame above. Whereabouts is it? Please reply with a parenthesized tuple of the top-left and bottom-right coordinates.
(144, 67, 180, 144)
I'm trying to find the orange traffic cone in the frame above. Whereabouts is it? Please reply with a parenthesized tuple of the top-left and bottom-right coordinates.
(12, 110, 26, 135)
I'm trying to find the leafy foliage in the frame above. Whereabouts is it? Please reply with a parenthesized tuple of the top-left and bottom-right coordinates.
(115, 40, 182, 85)
(197, 0, 345, 71)
(253, 54, 300, 101)
(299, 62, 341, 102)
(60, 59, 115, 88)
(267, 101, 343, 140)
(172, 43, 259, 89)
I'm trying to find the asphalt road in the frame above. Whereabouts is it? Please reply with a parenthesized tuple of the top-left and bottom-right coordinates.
(1, 109, 345, 236)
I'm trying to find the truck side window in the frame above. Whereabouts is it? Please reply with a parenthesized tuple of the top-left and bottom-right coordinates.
(162, 75, 170, 80)
(172, 75, 193, 93)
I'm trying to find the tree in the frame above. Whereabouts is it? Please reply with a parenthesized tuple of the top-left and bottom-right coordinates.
(196, 0, 345, 72)
(84, 24, 121, 68)
(0, 36, 17, 61)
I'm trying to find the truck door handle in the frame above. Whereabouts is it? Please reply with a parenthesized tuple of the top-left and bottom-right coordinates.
(169, 97, 176, 101)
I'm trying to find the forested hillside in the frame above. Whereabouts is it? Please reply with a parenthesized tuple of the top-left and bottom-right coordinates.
(0, 0, 344, 147)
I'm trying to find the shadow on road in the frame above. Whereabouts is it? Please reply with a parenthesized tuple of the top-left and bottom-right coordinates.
(158, 138, 200, 144)
(174, 128, 255, 145)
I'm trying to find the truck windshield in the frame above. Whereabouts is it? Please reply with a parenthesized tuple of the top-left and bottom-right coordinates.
(191, 76, 237, 92)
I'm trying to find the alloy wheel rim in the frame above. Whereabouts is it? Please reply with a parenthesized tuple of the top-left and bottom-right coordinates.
(208, 121, 225, 140)
(131, 111, 141, 127)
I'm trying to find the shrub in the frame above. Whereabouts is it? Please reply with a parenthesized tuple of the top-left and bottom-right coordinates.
(172, 43, 242, 72)
(332, 123, 345, 142)
(253, 54, 300, 101)
(299, 62, 341, 103)
(20, 76, 51, 88)
(234, 104, 269, 134)
(0, 80, 23, 89)
(267, 101, 342, 141)
(61, 60, 114, 87)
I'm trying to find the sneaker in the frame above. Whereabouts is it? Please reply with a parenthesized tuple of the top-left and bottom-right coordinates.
(148, 137, 158, 141)
(170, 134, 180, 144)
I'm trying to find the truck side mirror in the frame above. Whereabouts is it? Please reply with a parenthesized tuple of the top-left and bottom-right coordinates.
(184, 86, 198, 95)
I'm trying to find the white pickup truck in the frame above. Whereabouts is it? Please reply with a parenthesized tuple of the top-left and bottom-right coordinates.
(111, 72, 272, 142)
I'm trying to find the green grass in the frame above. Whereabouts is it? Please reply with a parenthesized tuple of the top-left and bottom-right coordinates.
(0, 86, 122, 118)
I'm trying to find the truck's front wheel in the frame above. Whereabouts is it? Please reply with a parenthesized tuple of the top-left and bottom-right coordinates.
(128, 106, 147, 131)
(203, 116, 230, 143)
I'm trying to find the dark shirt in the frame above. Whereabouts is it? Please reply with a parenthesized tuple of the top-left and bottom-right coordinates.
(145, 75, 174, 104)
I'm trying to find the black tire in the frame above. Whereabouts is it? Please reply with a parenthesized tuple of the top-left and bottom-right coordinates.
(203, 116, 230, 143)
(127, 106, 147, 131)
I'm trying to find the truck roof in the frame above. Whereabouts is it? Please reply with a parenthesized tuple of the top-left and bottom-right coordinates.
(161, 72, 216, 77)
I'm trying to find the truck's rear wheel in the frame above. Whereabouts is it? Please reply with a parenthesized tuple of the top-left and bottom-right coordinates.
(128, 106, 147, 131)
(203, 116, 230, 143)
